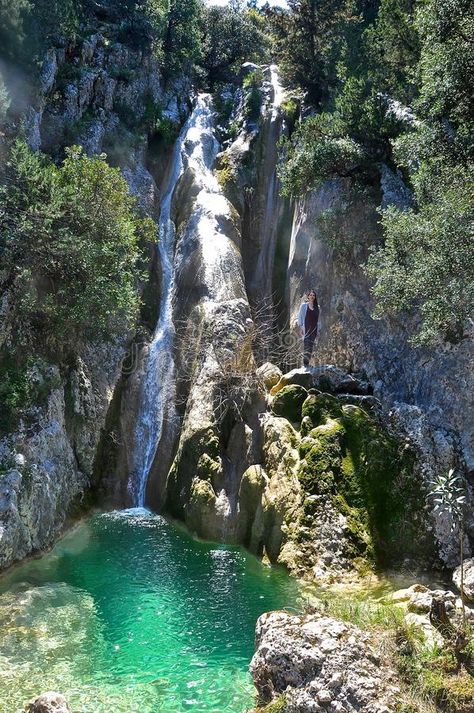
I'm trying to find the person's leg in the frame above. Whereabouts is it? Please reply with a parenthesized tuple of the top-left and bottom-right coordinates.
(303, 336, 312, 366)
(303, 334, 316, 366)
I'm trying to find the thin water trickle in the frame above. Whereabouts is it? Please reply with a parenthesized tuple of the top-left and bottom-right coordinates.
(0, 511, 301, 712)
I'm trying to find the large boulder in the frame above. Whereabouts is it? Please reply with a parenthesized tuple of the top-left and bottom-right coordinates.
(250, 611, 400, 712)
(257, 362, 283, 390)
(453, 558, 474, 601)
(26, 692, 71, 713)
(271, 385, 308, 422)
(270, 368, 313, 395)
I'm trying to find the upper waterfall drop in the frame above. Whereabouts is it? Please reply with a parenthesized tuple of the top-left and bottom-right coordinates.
(269, 63, 285, 112)
(128, 94, 218, 507)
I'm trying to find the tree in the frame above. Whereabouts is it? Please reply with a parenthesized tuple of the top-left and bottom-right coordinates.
(162, 0, 202, 78)
(267, 0, 358, 107)
(367, 162, 474, 345)
(0, 142, 155, 356)
(429, 469, 467, 627)
(364, 0, 420, 104)
(199, 2, 270, 85)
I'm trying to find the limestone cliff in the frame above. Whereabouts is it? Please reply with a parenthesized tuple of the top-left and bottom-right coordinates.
(286, 176, 474, 566)
(0, 28, 188, 570)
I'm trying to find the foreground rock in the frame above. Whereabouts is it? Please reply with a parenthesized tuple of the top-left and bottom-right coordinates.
(250, 611, 400, 712)
(453, 558, 474, 601)
(25, 692, 70, 713)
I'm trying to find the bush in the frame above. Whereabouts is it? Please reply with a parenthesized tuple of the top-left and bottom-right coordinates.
(0, 356, 60, 432)
(367, 161, 474, 345)
(0, 141, 155, 356)
(280, 114, 366, 197)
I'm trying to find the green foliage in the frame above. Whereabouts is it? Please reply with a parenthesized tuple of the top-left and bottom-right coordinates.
(367, 162, 474, 344)
(161, 0, 202, 78)
(396, 632, 474, 712)
(0, 0, 82, 67)
(280, 114, 366, 196)
(267, 0, 358, 107)
(0, 356, 60, 431)
(0, 141, 155, 356)
(364, 0, 420, 104)
(199, 2, 270, 85)
(415, 0, 474, 134)
(243, 68, 264, 120)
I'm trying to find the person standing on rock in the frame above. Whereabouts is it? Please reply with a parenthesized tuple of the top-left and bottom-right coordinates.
(297, 289, 320, 367)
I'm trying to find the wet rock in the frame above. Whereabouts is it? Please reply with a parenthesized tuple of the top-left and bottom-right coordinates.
(250, 611, 400, 712)
(26, 692, 71, 713)
(453, 558, 474, 600)
(260, 415, 302, 563)
(271, 385, 308, 422)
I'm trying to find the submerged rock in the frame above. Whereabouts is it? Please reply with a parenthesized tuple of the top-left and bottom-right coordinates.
(250, 611, 400, 712)
(26, 692, 71, 713)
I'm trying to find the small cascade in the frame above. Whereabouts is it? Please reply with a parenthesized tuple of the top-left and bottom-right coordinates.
(128, 94, 217, 507)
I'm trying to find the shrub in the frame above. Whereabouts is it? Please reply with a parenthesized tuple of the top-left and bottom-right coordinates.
(367, 161, 474, 345)
(280, 114, 366, 197)
(0, 141, 155, 357)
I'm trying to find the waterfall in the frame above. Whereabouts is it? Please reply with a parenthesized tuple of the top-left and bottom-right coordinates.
(250, 65, 286, 303)
(128, 94, 217, 507)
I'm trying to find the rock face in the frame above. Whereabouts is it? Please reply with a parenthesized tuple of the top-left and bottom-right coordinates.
(453, 558, 474, 601)
(250, 611, 400, 712)
(0, 27, 188, 570)
(26, 692, 71, 713)
(0, 343, 126, 571)
(287, 180, 474, 566)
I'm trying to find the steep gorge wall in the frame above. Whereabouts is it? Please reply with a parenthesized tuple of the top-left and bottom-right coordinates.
(0, 31, 189, 570)
(286, 175, 474, 566)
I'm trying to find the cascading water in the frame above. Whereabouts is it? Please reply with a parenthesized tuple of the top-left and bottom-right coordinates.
(251, 65, 286, 301)
(128, 95, 218, 506)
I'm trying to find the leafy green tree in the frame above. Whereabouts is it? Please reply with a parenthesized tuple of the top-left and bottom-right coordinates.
(364, 0, 420, 104)
(279, 113, 366, 196)
(0, 142, 155, 356)
(0, 0, 82, 66)
(200, 2, 269, 85)
(415, 0, 474, 136)
(367, 162, 474, 345)
(162, 0, 202, 78)
(267, 0, 358, 106)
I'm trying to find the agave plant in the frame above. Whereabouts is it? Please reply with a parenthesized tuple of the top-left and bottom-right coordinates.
(429, 468, 467, 624)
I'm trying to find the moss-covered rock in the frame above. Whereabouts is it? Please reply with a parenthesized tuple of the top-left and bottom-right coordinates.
(295, 397, 429, 569)
(185, 478, 218, 539)
(166, 426, 221, 519)
(237, 464, 268, 554)
(271, 385, 308, 423)
(301, 392, 343, 426)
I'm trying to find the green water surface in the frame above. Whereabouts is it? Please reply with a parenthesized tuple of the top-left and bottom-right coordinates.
(0, 509, 301, 713)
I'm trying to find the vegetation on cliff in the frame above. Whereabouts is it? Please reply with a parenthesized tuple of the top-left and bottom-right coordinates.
(272, 0, 473, 346)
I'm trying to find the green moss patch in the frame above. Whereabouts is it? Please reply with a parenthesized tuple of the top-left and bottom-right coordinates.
(271, 385, 308, 422)
(296, 397, 430, 568)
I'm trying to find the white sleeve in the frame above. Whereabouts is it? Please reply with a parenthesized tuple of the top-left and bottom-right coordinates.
(297, 303, 306, 328)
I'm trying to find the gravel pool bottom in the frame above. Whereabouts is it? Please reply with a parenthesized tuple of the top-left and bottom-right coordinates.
(0, 509, 301, 713)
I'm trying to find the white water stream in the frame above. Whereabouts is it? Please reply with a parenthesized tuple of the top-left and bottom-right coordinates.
(128, 94, 218, 506)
